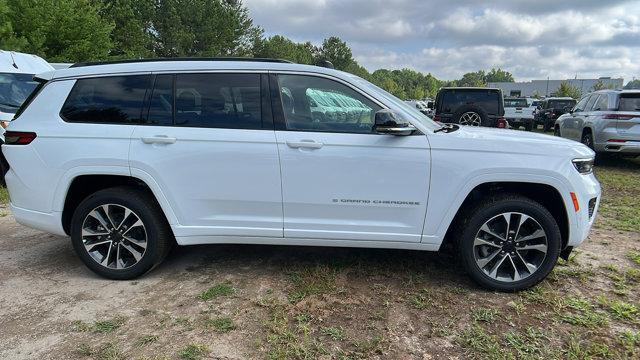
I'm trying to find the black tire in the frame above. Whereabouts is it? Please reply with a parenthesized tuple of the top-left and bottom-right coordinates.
(458, 195, 561, 292)
(0, 144, 7, 187)
(70, 186, 173, 280)
(554, 125, 561, 137)
(542, 118, 553, 132)
(452, 105, 489, 127)
(581, 131, 594, 150)
(525, 122, 533, 131)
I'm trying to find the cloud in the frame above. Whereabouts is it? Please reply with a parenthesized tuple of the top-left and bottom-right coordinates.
(244, 0, 640, 81)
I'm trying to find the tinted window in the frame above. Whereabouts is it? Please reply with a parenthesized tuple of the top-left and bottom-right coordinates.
(585, 95, 598, 111)
(147, 75, 174, 126)
(440, 90, 501, 114)
(618, 94, 640, 111)
(277, 74, 380, 133)
(574, 97, 589, 112)
(0, 73, 39, 114)
(174, 73, 261, 129)
(547, 99, 576, 110)
(61, 75, 150, 124)
(504, 98, 527, 107)
(593, 95, 609, 111)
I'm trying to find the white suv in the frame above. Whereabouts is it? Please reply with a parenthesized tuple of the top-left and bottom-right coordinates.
(1, 59, 601, 291)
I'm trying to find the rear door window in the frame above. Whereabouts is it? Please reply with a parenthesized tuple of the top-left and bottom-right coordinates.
(147, 74, 174, 126)
(593, 95, 609, 111)
(61, 75, 151, 124)
(174, 73, 262, 129)
(584, 96, 598, 111)
(441, 90, 500, 114)
(618, 94, 640, 111)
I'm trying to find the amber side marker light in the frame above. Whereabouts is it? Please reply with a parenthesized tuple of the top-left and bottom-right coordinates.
(570, 192, 580, 212)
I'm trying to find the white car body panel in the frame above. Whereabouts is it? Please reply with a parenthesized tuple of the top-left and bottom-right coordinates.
(2, 60, 600, 253)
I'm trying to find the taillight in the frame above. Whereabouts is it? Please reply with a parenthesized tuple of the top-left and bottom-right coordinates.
(607, 139, 627, 143)
(497, 117, 507, 128)
(603, 113, 636, 120)
(4, 131, 37, 145)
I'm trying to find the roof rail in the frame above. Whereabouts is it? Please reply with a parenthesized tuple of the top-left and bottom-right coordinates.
(70, 57, 294, 68)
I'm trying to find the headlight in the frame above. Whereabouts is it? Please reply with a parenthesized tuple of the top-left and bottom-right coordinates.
(572, 158, 594, 174)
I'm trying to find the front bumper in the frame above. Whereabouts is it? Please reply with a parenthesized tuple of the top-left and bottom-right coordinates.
(567, 172, 601, 247)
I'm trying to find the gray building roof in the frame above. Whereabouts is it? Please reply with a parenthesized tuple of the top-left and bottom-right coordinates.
(488, 78, 624, 97)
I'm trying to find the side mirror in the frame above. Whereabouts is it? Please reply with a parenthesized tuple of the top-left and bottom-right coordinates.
(374, 110, 416, 136)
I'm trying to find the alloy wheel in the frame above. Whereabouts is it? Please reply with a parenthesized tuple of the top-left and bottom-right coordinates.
(473, 212, 548, 282)
(460, 112, 481, 126)
(81, 204, 147, 269)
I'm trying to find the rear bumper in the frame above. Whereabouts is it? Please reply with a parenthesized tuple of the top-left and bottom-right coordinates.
(9, 203, 66, 236)
(595, 140, 640, 155)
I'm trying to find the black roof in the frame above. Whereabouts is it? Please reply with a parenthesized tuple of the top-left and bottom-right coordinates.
(70, 57, 294, 68)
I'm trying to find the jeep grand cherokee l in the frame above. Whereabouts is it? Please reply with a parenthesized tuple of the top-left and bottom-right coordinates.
(1, 59, 600, 291)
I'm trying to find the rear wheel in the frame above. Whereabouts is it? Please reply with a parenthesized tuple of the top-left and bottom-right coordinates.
(581, 131, 594, 150)
(458, 195, 561, 292)
(525, 122, 533, 131)
(70, 187, 173, 279)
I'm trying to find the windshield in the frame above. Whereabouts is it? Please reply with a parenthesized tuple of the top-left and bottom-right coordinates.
(0, 73, 39, 114)
(351, 76, 439, 130)
(548, 100, 576, 109)
(504, 98, 528, 107)
(618, 94, 640, 111)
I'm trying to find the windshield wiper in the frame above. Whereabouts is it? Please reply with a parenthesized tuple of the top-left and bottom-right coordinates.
(434, 123, 458, 133)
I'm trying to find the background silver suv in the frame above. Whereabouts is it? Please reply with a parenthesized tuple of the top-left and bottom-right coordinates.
(554, 90, 640, 156)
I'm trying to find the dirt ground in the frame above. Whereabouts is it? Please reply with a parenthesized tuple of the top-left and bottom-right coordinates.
(0, 201, 639, 360)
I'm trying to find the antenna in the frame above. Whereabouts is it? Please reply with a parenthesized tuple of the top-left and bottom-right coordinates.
(9, 51, 18, 69)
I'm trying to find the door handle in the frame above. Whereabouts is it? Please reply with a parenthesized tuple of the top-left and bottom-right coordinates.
(141, 136, 177, 145)
(286, 140, 323, 149)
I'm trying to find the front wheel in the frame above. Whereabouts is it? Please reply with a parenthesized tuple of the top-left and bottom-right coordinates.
(459, 195, 561, 292)
(70, 187, 173, 280)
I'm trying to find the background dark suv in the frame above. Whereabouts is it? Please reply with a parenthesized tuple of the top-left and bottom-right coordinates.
(535, 97, 577, 131)
(433, 87, 505, 127)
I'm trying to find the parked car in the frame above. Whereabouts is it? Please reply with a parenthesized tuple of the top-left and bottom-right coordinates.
(504, 97, 534, 131)
(554, 90, 640, 156)
(434, 87, 506, 128)
(1, 58, 600, 291)
(0, 50, 54, 185)
(535, 97, 577, 132)
(405, 100, 430, 116)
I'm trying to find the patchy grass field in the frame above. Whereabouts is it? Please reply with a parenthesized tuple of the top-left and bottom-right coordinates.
(0, 186, 8, 205)
(0, 156, 639, 359)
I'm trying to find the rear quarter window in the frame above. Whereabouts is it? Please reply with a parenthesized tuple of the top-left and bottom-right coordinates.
(618, 94, 640, 111)
(60, 75, 151, 124)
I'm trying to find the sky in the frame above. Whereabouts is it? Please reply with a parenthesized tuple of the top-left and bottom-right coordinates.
(244, 0, 640, 83)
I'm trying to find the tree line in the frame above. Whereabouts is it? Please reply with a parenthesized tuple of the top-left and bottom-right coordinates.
(13, 0, 633, 100)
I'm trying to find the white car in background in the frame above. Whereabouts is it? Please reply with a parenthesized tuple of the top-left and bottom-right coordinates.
(504, 97, 535, 131)
(0, 50, 54, 185)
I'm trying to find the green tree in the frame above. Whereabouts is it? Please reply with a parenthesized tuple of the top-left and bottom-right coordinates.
(555, 81, 582, 99)
(318, 36, 354, 71)
(253, 35, 314, 64)
(152, 0, 261, 57)
(3, 0, 113, 62)
(623, 79, 640, 90)
(457, 71, 486, 87)
(591, 79, 615, 91)
(485, 68, 514, 83)
(99, 0, 155, 58)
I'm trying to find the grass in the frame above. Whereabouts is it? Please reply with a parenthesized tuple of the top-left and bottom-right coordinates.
(179, 343, 210, 360)
(198, 281, 235, 301)
(0, 186, 8, 205)
(135, 335, 159, 347)
(471, 308, 500, 323)
(204, 316, 236, 333)
(287, 265, 337, 303)
(627, 250, 640, 266)
(321, 326, 346, 341)
(594, 157, 640, 232)
(93, 317, 126, 333)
